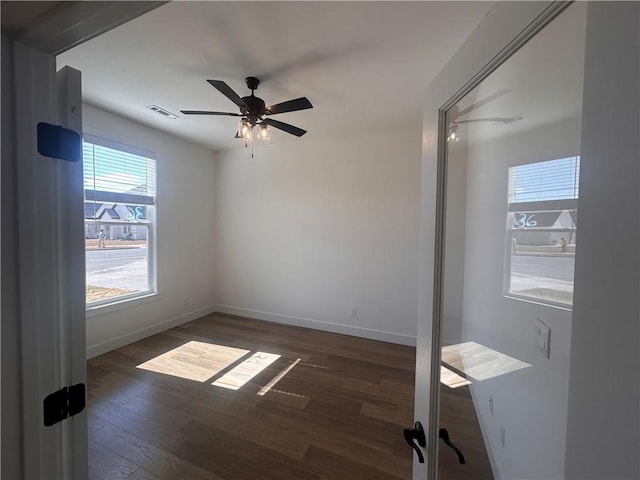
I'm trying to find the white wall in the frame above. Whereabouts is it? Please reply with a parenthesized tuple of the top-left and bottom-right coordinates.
(82, 104, 218, 356)
(214, 126, 421, 345)
(565, 3, 639, 478)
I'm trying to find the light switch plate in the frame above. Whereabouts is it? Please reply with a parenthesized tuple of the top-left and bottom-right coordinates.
(536, 319, 551, 358)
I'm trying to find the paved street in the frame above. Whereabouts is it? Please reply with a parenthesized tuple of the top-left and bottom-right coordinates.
(86, 247, 148, 291)
(510, 253, 574, 296)
(511, 254, 574, 282)
(86, 247, 147, 273)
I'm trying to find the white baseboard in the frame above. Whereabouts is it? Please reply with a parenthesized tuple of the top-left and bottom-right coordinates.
(469, 383, 503, 480)
(86, 304, 416, 358)
(86, 304, 218, 359)
(214, 304, 417, 347)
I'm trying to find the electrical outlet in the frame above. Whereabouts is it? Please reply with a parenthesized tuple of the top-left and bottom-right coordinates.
(489, 395, 494, 415)
(536, 319, 551, 358)
(500, 425, 506, 448)
(184, 297, 190, 307)
(350, 307, 357, 316)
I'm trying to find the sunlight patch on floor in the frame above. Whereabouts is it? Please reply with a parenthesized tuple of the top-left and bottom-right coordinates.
(440, 365, 472, 388)
(136, 341, 250, 382)
(212, 352, 281, 390)
(441, 341, 530, 382)
(258, 358, 301, 396)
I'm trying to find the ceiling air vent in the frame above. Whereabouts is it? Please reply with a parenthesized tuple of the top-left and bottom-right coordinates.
(146, 105, 179, 119)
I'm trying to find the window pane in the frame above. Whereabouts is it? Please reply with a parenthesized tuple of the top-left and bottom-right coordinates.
(83, 138, 156, 306)
(510, 229, 575, 304)
(507, 157, 579, 306)
(85, 223, 149, 303)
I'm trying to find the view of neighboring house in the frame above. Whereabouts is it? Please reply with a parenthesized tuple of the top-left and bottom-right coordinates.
(84, 202, 149, 240)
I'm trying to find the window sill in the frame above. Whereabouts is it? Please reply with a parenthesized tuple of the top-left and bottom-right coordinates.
(504, 292, 572, 311)
(86, 291, 163, 318)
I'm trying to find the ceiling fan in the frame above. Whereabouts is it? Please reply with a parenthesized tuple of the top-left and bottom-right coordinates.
(180, 76, 312, 138)
(447, 89, 523, 141)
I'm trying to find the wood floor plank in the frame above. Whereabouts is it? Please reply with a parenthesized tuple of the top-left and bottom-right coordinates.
(179, 400, 310, 461)
(87, 410, 110, 435)
(88, 439, 139, 480)
(92, 423, 222, 480)
(257, 390, 401, 455)
(89, 400, 185, 451)
(174, 421, 320, 480)
(360, 400, 414, 427)
(261, 387, 311, 409)
(127, 468, 162, 480)
(302, 445, 408, 480)
(341, 378, 414, 407)
(90, 386, 190, 431)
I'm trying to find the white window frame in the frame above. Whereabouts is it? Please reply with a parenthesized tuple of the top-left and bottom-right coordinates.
(83, 133, 158, 309)
(504, 157, 579, 309)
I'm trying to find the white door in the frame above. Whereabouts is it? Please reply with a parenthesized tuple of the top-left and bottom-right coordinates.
(11, 41, 87, 479)
(413, 2, 639, 479)
(4, 5, 166, 477)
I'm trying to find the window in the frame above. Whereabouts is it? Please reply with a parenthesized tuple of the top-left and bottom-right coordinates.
(83, 135, 156, 306)
(506, 156, 579, 306)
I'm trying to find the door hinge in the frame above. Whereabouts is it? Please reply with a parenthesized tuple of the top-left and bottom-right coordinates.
(36, 122, 81, 162)
(43, 383, 86, 427)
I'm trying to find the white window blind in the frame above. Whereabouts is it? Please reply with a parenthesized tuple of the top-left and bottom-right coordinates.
(83, 136, 156, 209)
(508, 156, 580, 204)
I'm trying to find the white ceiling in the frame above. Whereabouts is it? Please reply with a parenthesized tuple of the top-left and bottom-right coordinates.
(57, 1, 492, 153)
(1, 1, 61, 34)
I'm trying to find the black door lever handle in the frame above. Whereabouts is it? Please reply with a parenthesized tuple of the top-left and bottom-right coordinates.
(403, 421, 426, 463)
(439, 428, 466, 464)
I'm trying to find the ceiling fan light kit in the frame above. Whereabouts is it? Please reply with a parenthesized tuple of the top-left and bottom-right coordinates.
(181, 76, 313, 156)
(447, 125, 460, 143)
(446, 90, 524, 142)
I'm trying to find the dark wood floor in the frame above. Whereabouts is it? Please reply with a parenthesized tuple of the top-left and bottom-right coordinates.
(87, 313, 492, 479)
(87, 313, 417, 480)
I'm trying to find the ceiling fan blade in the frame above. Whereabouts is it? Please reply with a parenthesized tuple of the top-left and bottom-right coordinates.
(262, 118, 307, 137)
(265, 97, 313, 115)
(180, 110, 243, 116)
(453, 115, 523, 125)
(206, 79, 248, 109)
(453, 89, 510, 119)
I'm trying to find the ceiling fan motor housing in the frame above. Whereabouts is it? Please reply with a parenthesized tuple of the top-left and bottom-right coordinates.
(241, 95, 266, 121)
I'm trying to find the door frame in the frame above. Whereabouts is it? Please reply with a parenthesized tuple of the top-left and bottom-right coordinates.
(9, 41, 87, 480)
(413, 2, 568, 478)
